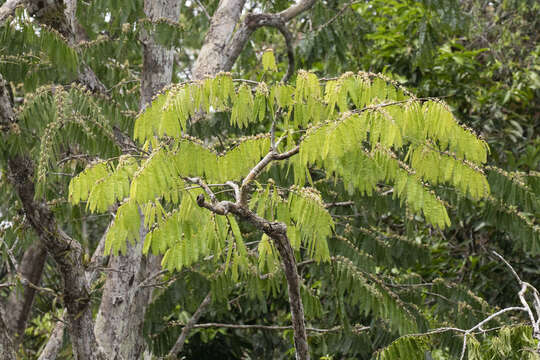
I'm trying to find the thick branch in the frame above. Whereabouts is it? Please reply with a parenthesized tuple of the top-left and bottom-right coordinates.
(278, 0, 317, 21)
(223, 14, 295, 82)
(37, 313, 66, 360)
(192, 0, 247, 79)
(4, 242, 47, 346)
(167, 293, 212, 358)
(196, 197, 310, 360)
(7, 156, 105, 360)
(0, 0, 23, 25)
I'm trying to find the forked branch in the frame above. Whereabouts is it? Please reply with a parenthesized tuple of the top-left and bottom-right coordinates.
(196, 192, 310, 360)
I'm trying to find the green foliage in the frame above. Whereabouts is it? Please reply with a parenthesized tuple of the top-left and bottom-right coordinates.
(262, 49, 278, 72)
(468, 325, 539, 360)
(66, 71, 499, 355)
(2, 1, 538, 357)
(0, 10, 79, 89)
(376, 334, 430, 360)
(334, 256, 422, 335)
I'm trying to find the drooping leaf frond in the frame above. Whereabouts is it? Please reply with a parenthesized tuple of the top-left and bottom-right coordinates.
(376, 334, 430, 360)
(105, 199, 140, 255)
(288, 186, 333, 262)
(69, 155, 138, 212)
(487, 166, 539, 214)
(334, 256, 421, 335)
(0, 12, 79, 89)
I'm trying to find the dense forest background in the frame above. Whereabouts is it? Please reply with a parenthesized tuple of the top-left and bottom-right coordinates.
(0, 0, 538, 359)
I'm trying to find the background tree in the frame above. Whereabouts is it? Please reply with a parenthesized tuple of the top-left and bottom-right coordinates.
(0, 0, 538, 359)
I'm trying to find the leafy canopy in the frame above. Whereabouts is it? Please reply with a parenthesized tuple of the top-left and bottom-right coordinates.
(68, 51, 490, 279)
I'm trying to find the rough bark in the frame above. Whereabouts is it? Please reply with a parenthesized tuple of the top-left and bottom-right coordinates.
(193, 0, 316, 79)
(0, 0, 105, 352)
(0, 0, 23, 24)
(140, 0, 182, 106)
(0, 311, 16, 360)
(94, 1, 181, 358)
(37, 315, 65, 360)
(1, 74, 104, 360)
(4, 242, 48, 347)
(223, 14, 294, 77)
(191, 0, 247, 79)
(7, 156, 105, 360)
(94, 226, 157, 358)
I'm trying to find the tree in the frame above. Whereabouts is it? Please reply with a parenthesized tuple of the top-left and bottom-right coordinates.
(0, 0, 538, 359)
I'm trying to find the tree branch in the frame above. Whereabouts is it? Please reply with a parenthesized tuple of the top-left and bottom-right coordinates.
(493, 251, 540, 349)
(238, 145, 300, 205)
(195, 197, 310, 360)
(223, 14, 296, 82)
(408, 252, 540, 359)
(192, 0, 247, 79)
(0, 0, 23, 25)
(37, 312, 66, 360)
(167, 292, 212, 358)
(1, 73, 104, 360)
(169, 321, 370, 334)
(278, 0, 317, 22)
(186, 177, 218, 203)
(239, 151, 275, 205)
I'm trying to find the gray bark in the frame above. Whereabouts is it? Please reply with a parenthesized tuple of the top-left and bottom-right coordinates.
(94, 1, 181, 358)
(191, 0, 247, 79)
(0, 0, 23, 24)
(94, 225, 157, 359)
(0, 311, 16, 360)
(38, 315, 66, 360)
(140, 0, 182, 107)
(192, 0, 316, 78)
(4, 242, 48, 347)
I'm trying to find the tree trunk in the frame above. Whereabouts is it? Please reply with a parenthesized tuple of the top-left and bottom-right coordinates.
(94, 1, 181, 358)
(4, 242, 48, 347)
(2, 73, 104, 360)
(7, 157, 105, 360)
(0, 311, 16, 360)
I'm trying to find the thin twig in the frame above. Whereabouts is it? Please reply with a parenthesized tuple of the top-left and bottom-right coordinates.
(167, 292, 212, 358)
(313, 0, 359, 33)
(168, 321, 370, 334)
(193, 0, 211, 20)
(186, 177, 217, 203)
